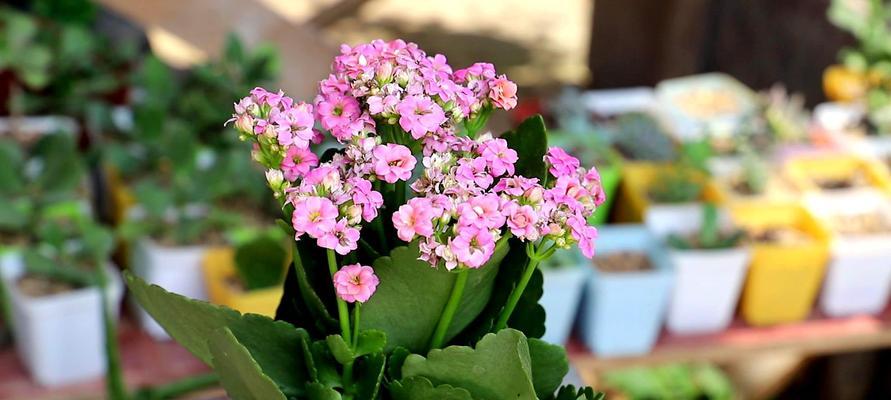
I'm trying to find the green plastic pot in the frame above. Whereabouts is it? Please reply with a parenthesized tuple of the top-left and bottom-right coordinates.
(588, 161, 622, 225)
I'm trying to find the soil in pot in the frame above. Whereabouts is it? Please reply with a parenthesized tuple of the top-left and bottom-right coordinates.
(745, 227, 812, 246)
(593, 251, 652, 273)
(829, 212, 891, 236)
(667, 230, 744, 250)
(16, 274, 80, 298)
(811, 171, 869, 191)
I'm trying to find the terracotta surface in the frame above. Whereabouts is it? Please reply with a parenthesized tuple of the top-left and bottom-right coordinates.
(0, 317, 214, 400)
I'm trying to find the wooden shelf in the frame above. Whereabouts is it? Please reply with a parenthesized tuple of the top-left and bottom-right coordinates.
(568, 305, 891, 372)
(0, 317, 218, 400)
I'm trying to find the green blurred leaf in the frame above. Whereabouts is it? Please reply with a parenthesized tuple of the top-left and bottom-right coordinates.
(234, 234, 287, 290)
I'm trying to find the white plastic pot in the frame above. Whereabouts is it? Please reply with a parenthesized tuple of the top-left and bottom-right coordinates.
(0, 262, 122, 387)
(582, 87, 657, 116)
(539, 263, 588, 345)
(579, 225, 674, 356)
(130, 238, 211, 340)
(805, 190, 891, 317)
(652, 206, 750, 334)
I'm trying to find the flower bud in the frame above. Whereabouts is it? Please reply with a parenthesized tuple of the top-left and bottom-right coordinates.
(525, 186, 544, 203)
(235, 114, 254, 133)
(345, 204, 363, 225)
(266, 169, 285, 191)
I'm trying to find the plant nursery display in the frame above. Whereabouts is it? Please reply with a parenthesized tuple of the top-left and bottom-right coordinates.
(664, 203, 749, 334)
(611, 112, 677, 162)
(784, 153, 891, 194)
(128, 39, 606, 399)
(580, 225, 672, 357)
(601, 363, 734, 400)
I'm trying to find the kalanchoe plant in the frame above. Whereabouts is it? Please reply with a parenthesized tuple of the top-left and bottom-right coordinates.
(667, 203, 744, 250)
(127, 39, 605, 399)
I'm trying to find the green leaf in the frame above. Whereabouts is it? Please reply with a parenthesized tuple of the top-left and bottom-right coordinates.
(234, 234, 287, 290)
(306, 382, 342, 400)
(549, 385, 604, 400)
(275, 240, 339, 338)
(355, 329, 387, 358)
(387, 347, 411, 381)
(389, 376, 473, 400)
(528, 338, 569, 399)
(0, 198, 30, 230)
(326, 335, 354, 365)
(354, 352, 386, 400)
(208, 327, 286, 400)
(502, 115, 548, 182)
(361, 241, 510, 353)
(402, 329, 537, 400)
(124, 272, 311, 397)
(311, 341, 343, 388)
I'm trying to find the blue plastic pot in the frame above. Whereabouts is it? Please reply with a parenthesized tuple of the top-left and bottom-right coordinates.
(539, 263, 589, 345)
(579, 225, 674, 356)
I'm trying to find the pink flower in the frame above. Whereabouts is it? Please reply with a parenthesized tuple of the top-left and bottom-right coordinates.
(396, 95, 447, 139)
(273, 104, 315, 148)
(568, 216, 598, 258)
(503, 202, 539, 240)
(478, 138, 517, 176)
(333, 264, 379, 303)
(281, 146, 319, 181)
(372, 144, 416, 183)
(349, 177, 383, 222)
(457, 194, 505, 230)
(450, 226, 496, 268)
(392, 198, 439, 242)
(455, 157, 494, 189)
(488, 75, 517, 110)
(544, 147, 580, 178)
(318, 219, 360, 255)
(292, 196, 338, 238)
(316, 93, 361, 140)
(583, 167, 606, 206)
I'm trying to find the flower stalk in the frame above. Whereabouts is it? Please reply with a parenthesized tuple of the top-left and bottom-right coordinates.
(428, 269, 470, 350)
(494, 241, 547, 332)
(327, 249, 352, 345)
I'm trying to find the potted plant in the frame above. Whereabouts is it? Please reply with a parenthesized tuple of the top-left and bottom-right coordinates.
(664, 203, 749, 334)
(731, 203, 831, 326)
(579, 225, 673, 356)
(643, 140, 724, 236)
(805, 189, 891, 317)
(126, 39, 606, 399)
(0, 214, 123, 387)
(203, 230, 289, 317)
(784, 152, 891, 195)
(655, 73, 758, 141)
(537, 249, 589, 345)
(602, 363, 734, 400)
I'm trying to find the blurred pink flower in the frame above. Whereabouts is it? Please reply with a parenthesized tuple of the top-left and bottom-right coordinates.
(488, 75, 517, 110)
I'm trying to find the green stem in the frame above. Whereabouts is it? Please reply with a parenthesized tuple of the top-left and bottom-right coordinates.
(428, 269, 470, 350)
(352, 303, 361, 349)
(395, 179, 406, 210)
(326, 250, 352, 345)
(96, 267, 127, 400)
(133, 373, 219, 399)
(494, 242, 542, 332)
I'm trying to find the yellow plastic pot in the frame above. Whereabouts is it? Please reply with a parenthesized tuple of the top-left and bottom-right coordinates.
(731, 203, 830, 326)
(105, 166, 137, 225)
(203, 247, 283, 317)
(784, 153, 891, 195)
(613, 162, 723, 222)
(823, 65, 868, 102)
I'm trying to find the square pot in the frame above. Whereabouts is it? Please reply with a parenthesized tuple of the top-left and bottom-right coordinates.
(615, 162, 723, 223)
(130, 238, 219, 340)
(0, 262, 123, 387)
(579, 225, 673, 356)
(659, 207, 750, 334)
(805, 190, 891, 317)
(708, 156, 797, 204)
(731, 203, 831, 326)
(784, 153, 891, 196)
(203, 247, 282, 317)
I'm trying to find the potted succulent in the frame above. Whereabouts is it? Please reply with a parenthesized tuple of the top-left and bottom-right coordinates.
(0, 214, 123, 387)
(537, 249, 589, 345)
(655, 73, 758, 141)
(643, 141, 724, 236)
(549, 88, 623, 225)
(784, 152, 891, 195)
(203, 230, 290, 317)
(664, 203, 749, 334)
(731, 203, 831, 326)
(127, 39, 605, 399)
(579, 225, 673, 357)
(602, 363, 734, 400)
(805, 190, 891, 317)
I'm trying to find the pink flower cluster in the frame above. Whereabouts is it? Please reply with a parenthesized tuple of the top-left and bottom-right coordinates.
(333, 264, 379, 303)
(314, 39, 518, 150)
(392, 135, 605, 270)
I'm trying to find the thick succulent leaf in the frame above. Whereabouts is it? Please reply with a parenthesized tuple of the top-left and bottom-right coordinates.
(208, 327, 286, 400)
(124, 272, 310, 397)
(361, 241, 510, 352)
(502, 114, 548, 182)
(306, 382, 342, 400)
(529, 338, 569, 399)
(354, 352, 386, 400)
(401, 329, 537, 400)
(311, 341, 343, 388)
(548, 385, 605, 400)
(276, 239, 339, 338)
(387, 347, 411, 381)
(326, 335, 354, 365)
(389, 376, 473, 400)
